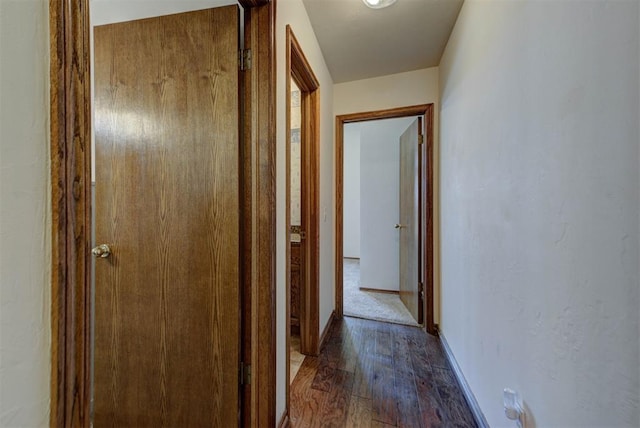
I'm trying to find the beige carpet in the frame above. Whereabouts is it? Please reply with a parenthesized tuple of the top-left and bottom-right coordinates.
(343, 258, 419, 327)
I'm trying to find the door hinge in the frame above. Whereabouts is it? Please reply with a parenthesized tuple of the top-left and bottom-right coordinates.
(239, 49, 252, 71)
(418, 134, 424, 145)
(419, 281, 425, 300)
(240, 362, 251, 385)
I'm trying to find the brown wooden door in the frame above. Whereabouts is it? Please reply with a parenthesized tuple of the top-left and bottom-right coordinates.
(93, 7, 241, 427)
(399, 117, 423, 324)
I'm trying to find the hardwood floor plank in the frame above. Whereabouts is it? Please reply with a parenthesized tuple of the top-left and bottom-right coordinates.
(370, 421, 395, 428)
(395, 374, 422, 428)
(390, 324, 416, 380)
(436, 384, 478, 428)
(375, 325, 392, 358)
(345, 396, 372, 428)
(291, 357, 327, 428)
(352, 324, 375, 399)
(312, 364, 336, 392)
(338, 319, 359, 373)
(390, 325, 422, 428)
(371, 357, 396, 425)
(414, 375, 446, 427)
(291, 316, 476, 428)
(431, 366, 457, 386)
(318, 369, 355, 427)
(293, 388, 329, 428)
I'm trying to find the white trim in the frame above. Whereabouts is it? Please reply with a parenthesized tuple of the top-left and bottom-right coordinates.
(439, 332, 490, 428)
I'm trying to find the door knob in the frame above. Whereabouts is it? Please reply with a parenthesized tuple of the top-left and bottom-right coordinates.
(394, 224, 405, 229)
(92, 244, 111, 258)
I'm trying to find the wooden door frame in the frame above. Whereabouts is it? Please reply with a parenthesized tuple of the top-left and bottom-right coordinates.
(334, 104, 436, 335)
(284, 24, 321, 421)
(49, 0, 277, 426)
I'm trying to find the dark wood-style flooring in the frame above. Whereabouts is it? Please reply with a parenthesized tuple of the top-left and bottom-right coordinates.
(290, 316, 477, 428)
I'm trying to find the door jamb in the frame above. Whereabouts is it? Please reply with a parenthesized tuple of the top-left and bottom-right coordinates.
(285, 25, 320, 357)
(334, 104, 436, 335)
(49, 1, 277, 426)
(285, 24, 321, 418)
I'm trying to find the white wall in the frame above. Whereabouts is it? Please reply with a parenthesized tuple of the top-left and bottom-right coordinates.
(359, 118, 414, 291)
(276, 0, 335, 423)
(439, 1, 639, 426)
(91, 0, 237, 25)
(334, 68, 441, 319)
(343, 124, 361, 258)
(0, 1, 51, 426)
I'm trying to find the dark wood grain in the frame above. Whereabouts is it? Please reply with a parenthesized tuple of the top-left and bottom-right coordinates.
(352, 323, 375, 399)
(93, 7, 240, 426)
(346, 396, 372, 428)
(290, 316, 477, 428)
(311, 364, 336, 392)
(49, 0, 92, 426)
(320, 369, 355, 427)
(371, 357, 397, 425)
(391, 325, 422, 428)
(291, 358, 327, 428)
(243, 1, 277, 425)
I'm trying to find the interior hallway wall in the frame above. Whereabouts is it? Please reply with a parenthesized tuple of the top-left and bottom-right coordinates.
(439, 1, 639, 426)
(334, 68, 441, 320)
(0, 1, 51, 426)
(359, 117, 414, 291)
(343, 123, 361, 259)
(276, 0, 335, 422)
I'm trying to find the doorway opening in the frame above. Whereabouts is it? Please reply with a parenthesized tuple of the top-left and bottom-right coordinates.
(342, 117, 421, 326)
(285, 25, 320, 402)
(335, 105, 436, 335)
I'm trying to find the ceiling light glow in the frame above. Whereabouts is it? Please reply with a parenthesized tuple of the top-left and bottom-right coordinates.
(362, 0, 397, 9)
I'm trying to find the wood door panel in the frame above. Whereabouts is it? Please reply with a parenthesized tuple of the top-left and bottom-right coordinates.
(93, 7, 240, 427)
(399, 118, 421, 323)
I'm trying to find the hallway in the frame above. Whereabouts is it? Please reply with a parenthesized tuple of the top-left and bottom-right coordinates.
(290, 317, 476, 427)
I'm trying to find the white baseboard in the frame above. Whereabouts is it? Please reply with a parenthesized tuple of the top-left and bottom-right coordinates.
(439, 332, 490, 428)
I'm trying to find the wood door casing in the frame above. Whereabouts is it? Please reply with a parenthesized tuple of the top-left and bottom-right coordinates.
(93, 7, 240, 426)
(399, 117, 422, 323)
(286, 26, 320, 359)
(334, 105, 435, 336)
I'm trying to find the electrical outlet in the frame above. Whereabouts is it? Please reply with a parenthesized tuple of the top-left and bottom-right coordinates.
(503, 388, 525, 428)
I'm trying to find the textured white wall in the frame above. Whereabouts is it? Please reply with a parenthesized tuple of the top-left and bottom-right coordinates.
(0, 0, 51, 426)
(334, 68, 441, 320)
(439, 1, 639, 426)
(359, 118, 413, 291)
(276, 0, 335, 422)
(343, 123, 361, 259)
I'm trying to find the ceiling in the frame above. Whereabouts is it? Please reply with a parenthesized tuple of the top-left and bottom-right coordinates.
(301, 0, 464, 83)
